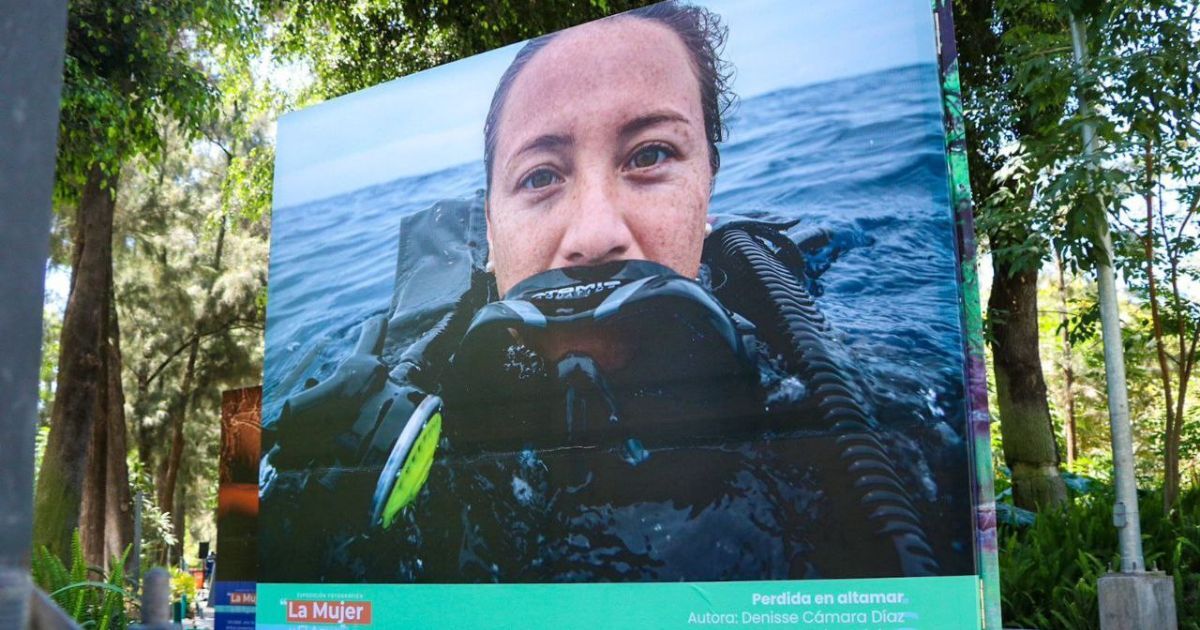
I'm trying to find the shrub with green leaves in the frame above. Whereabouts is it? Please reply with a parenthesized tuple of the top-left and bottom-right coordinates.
(170, 566, 197, 604)
(1000, 482, 1200, 629)
(31, 530, 135, 630)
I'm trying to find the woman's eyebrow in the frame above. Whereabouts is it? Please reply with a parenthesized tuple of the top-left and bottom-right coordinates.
(619, 110, 691, 142)
(509, 133, 574, 168)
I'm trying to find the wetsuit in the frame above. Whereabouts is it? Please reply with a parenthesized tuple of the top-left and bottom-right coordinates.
(259, 193, 940, 583)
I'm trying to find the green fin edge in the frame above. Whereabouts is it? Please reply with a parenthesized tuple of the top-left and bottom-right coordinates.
(381, 411, 442, 529)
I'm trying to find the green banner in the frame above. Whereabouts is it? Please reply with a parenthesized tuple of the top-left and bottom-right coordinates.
(258, 576, 981, 629)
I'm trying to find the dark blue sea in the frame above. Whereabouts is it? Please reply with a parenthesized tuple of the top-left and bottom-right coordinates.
(261, 63, 974, 580)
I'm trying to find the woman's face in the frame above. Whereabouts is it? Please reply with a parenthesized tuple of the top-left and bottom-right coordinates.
(486, 17, 713, 296)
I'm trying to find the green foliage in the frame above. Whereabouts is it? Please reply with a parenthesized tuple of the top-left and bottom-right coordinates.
(130, 461, 178, 572)
(987, 0, 1200, 503)
(35, 0, 268, 567)
(959, 0, 1199, 273)
(35, 296, 61, 490)
(999, 487, 1110, 628)
(956, 0, 1068, 268)
(260, 0, 659, 101)
(223, 142, 276, 223)
(56, 0, 256, 202)
(31, 530, 135, 630)
(170, 567, 198, 603)
(38, 305, 62, 425)
(1181, 407, 1200, 486)
(1031, 267, 1200, 487)
(33, 425, 51, 490)
(32, 0, 276, 562)
(115, 120, 268, 555)
(1000, 482, 1200, 629)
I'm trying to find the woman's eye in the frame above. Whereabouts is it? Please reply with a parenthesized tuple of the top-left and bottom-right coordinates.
(628, 145, 673, 170)
(521, 169, 562, 190)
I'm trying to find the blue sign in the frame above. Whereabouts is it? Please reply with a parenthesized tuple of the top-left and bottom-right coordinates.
(212, 581, 256, 630)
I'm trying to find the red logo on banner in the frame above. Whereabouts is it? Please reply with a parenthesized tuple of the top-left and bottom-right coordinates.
(285, 600, 372, 625)
(229, 592, 257, 605)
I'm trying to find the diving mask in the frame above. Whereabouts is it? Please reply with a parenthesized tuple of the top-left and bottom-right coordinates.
(443, 260, 763, 450)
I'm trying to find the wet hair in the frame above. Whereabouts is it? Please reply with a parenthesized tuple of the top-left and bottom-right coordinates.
(483, 1, 734, 189)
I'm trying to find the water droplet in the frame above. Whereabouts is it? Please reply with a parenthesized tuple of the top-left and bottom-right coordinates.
(623, 438, 650, 466)
(511, 476, 534, 505)
(924, 388, 946, 418)
(518, 448, 541, 470)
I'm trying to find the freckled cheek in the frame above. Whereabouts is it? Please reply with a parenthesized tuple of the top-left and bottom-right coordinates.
(632, 180, 708, 274)
(493, 212, 560, 279)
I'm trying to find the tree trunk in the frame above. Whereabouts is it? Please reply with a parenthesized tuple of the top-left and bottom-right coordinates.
(79, 258, 114, 566)
(80, 264, 134, 570)
(1056, 258, 1078, 465)
(33, 165, 117, 560)
(1163, 238, 1194, 509)
(1138, 143, 1200, 511)
(103, 295, 134, 566)
(1140, 143, 1179, 510)
(156, 214, 226, 553)
(79, 345, 109, 569)
(173, 478, 187, 565)
(989, 256, 1068, 509)
(157, 339, 198, 522)
(1167, 325, 1198, 509)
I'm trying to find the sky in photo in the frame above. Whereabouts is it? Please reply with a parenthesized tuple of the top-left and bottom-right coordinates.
(273, 0, 939, 208)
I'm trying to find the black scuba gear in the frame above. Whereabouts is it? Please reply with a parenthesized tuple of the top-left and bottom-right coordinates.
(426, 232, 941, 577)
(262, 195, 945, 580)
(269, 313, 417, 470)
(440, 260, 764, 451)
(704, 223, 941, 577)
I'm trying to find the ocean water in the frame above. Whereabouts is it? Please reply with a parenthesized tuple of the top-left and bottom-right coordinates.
(261, 63, 974, 580)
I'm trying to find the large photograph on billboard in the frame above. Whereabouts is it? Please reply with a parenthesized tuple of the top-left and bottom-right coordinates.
(259, 0, 993, 626)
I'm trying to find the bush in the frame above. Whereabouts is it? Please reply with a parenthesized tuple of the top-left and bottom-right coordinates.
(999, 482, 1200, 629)
(31, 530, 135, 630)
(170, 566, 197, 604)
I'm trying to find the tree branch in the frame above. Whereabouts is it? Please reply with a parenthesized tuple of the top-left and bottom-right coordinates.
(138, 314, 261, 389)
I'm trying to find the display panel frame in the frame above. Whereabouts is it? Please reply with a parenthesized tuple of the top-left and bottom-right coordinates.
(259, 1, 1000, 627)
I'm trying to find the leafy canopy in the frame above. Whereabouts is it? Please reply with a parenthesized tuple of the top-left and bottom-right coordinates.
(57, 0, 255, 200)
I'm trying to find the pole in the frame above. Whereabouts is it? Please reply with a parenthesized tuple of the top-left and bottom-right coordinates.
(133, 490, 143, 592)
(1071, 19, 1178, 630)
(130, 567, 174, 630)
(1069, 11, 1145, 574)
(0, 0, 70, 627)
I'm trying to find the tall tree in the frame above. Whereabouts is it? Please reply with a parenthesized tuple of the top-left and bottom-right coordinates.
(115, 101, 270, 563)
(35, 0, 251, 562)
(969, 0, 1199, 507)
(1095, 0, 1200, 508)
(1054, 256, 1079, 464)
(955, 0, 1070, 509)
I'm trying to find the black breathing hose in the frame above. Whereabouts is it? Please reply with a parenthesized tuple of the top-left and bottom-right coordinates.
(709, 225, 940, 577)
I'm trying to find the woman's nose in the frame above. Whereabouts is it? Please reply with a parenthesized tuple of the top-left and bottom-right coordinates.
(558, 176, 638, 266)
